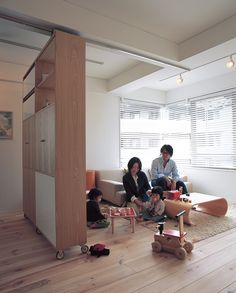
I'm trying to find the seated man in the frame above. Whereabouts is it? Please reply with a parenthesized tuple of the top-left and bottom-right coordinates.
(151, 144, 188, 194)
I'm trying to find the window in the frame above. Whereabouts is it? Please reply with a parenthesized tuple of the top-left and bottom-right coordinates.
(120, 91, 236, 170)
(163, 104, 191, 165)
(120, 100, 191, 168)
(120, 100, 162, 168)
(191, 93, 236, 169)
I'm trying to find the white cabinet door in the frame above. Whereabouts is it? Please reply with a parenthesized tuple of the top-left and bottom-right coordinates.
(35, 105, 55, 176)
(35, 172, 56, 246)
(45, 105, 55, 175)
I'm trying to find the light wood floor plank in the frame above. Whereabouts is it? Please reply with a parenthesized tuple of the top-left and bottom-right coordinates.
(174, 258, 236, 293)
(218, 281, 236, 292)
(0, 213, 236, 293)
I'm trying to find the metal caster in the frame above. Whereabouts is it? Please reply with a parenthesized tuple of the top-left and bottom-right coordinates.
(81, 245, 89, 254)
(56, 250, 64, 260)
(35, 228, 41, 235)
(23, 213, 28, 220)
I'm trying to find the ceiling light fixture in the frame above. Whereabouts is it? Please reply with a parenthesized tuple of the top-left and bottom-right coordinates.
(226, 55, 235, 69)
(176, 74, 183, 85)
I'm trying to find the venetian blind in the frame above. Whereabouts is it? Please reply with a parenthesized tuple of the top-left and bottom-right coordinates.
(191, 92, 236, 169)
(164, 103, 191, 165)
(120, 99, 191, 168)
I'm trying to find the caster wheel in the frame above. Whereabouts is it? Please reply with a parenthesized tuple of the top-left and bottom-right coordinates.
(184, 241, 194, 253)
(175, 247, 187, 260)
(152, 241, 162, 253)
(36, 228, 41, 235)
(81, 245, 89, 254)
(56, 250, 64, 260)
(23, 213, 28, 220)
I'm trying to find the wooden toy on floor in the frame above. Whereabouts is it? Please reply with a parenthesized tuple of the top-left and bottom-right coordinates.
(152, 210, 193, 259)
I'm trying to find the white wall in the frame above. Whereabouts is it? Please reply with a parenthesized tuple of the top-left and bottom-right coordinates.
(167, 71, 236, 203)
(0, 81, 23, 213)
(86, 77, 120, 169)
(179, 166, 236, 204)
(127, 87, 166, 104)
(85, 80, 167, 170)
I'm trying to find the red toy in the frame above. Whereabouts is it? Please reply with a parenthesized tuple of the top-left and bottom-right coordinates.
(165, 190, 181, 200)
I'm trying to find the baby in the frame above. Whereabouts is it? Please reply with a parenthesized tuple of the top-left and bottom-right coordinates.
(141, 186, 166, 222)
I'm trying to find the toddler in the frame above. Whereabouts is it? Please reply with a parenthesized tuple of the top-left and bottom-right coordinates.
(141, 186, 166, 222)
(87, 188, 110, 228)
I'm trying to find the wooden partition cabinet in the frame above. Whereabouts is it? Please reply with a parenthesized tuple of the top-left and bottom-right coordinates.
(22, 31, 87, 259)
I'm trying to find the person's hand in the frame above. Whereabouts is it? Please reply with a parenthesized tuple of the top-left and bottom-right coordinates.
(134, 198, 144, 207)
(146, 190, 152, 196)
(165, 176, 172, 188)
(171, 180, 176, 190)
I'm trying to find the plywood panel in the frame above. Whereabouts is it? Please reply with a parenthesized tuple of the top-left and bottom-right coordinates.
(35, 110, 44, 172)
(28, 115, 35, 170)
(55, 31, 86, 249)
(23, 119, 29, 168)
(43, 105, 55, 176)
(35, 105, 55, 176)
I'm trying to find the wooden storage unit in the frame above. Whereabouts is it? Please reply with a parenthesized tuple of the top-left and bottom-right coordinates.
(22, 31, 87, 259)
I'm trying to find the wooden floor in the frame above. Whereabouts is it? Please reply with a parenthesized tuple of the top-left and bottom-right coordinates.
(0, 213, 236, 293)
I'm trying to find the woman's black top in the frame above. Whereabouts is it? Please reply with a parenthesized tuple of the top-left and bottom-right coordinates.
(87, 200, 105, 222)
(123, 171, 151, 202)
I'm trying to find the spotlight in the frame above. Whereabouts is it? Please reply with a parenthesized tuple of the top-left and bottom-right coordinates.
(226, 55, 235, 69)
(176, 74, 183, 85)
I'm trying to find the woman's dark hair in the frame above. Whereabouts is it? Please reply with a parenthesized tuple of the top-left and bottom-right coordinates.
(88, 188, 103, 200)
(160, 144, 173, 157)
(151, 186, 164, 200)
(127, 157, 142, 171)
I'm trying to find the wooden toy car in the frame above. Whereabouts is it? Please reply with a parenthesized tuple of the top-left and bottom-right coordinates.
(152, 210, 193, 259)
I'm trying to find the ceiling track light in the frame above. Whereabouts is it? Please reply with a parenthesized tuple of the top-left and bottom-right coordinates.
(226, 55, 235, 69)
(176, 74, 183, 85)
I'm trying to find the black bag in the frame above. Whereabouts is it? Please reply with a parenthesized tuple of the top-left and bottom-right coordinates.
(89, 243, 110, 257)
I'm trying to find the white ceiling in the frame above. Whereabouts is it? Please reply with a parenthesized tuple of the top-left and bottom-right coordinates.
(86, 45, 139, 79)
(65, 0, 236, 43)
(1, 4, 236, 95)
(0, 18, 140, 80)
(0, 18, 50, 49)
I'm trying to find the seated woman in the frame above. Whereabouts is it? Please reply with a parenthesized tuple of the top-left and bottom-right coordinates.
(123, 157, 151, 215)
(151, 144, 188, 194)
(87, 188, 110, 229)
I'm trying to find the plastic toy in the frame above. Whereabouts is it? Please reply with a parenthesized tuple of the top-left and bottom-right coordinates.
(152, 210, 193, 259)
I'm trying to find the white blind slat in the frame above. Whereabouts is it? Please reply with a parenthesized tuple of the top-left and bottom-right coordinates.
(120, 100, 191, 168)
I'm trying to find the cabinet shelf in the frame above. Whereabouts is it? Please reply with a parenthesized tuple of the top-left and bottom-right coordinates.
(36, 71, 55, 90)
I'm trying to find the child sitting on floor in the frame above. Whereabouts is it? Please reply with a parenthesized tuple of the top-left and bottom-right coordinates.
(87, 188, 110, 229)
(140, 186, 166, 222)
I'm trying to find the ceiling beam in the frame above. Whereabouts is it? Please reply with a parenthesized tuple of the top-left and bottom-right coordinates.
(179, 14, 236, 60)
(0, 38, 42, 51)
(108, 62, 161, 92)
